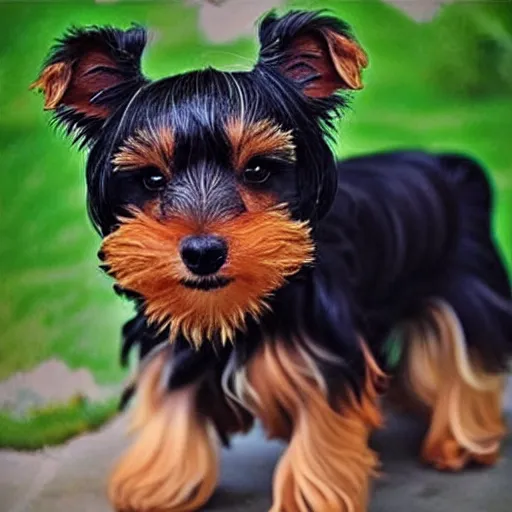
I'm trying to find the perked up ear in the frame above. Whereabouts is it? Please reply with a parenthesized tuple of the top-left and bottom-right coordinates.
(30, 25, 149, 145)
(257, 10, 368, 99)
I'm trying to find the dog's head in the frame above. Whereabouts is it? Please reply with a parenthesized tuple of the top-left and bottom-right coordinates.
(32, 10, 368, 345)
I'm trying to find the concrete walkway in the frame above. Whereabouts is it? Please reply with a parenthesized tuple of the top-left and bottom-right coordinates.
(1, 380, 511, 512)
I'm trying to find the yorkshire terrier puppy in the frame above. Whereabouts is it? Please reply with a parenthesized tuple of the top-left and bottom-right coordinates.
(32, 10, 511, 512)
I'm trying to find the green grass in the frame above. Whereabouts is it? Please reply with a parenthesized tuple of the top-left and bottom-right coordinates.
(0, 0, 511, 448)
(0, 396, 118, 451)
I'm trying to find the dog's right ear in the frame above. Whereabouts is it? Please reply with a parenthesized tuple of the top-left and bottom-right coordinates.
(31, 25, 149, 146)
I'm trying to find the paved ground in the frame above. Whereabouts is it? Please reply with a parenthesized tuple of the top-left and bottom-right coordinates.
(1, 379, 511, 512)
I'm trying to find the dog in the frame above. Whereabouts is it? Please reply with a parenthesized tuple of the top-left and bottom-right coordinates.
(32, 9, 512, 512)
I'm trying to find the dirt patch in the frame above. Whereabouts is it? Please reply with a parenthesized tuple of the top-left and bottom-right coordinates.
(0, 359, 118, 416)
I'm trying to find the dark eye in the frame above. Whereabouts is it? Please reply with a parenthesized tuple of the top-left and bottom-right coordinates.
(243, 163, 271, 184)
(141, 167, 166, 191)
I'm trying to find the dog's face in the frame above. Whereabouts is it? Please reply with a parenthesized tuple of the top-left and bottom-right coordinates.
(32, 11, 367, 345)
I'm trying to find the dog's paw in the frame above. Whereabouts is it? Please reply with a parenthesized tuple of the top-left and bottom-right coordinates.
(421, 435, 500, 471)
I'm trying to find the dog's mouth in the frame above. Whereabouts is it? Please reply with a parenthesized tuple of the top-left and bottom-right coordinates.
(179, 275, 234, 291)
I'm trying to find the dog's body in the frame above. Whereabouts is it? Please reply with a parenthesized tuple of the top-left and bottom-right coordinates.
(329, 151, 511, 366)
(33, 10, 511, 512)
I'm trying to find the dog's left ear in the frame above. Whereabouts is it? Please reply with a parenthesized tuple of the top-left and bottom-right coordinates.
(31, 25, 149, 145)
(257, 10, 368, 99)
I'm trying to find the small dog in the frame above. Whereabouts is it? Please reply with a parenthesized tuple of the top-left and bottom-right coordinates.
(32, 10, 511, 512)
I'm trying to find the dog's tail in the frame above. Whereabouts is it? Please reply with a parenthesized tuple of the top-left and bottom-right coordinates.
(432, 153, 512, 372)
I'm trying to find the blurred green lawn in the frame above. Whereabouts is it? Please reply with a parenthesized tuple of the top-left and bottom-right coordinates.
(0, 0, 510, 400)
(0, 395, 118, 450)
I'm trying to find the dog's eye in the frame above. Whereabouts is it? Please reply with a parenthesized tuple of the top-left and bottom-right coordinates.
(243, 164, 271, 184)
(141, 167, 166, 191)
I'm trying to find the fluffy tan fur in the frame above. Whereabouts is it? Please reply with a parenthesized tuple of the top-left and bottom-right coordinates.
(108, 349, 219, 512)
(226, 118, 296, 171)
(101, 207, 314, 346)
(239, 338, 384, 512)
(237, 186, 279, 212)
(30, 62, 72, 110)
(283, 30, 368, 98)
(323, 31, 369, 90)
(112, 127, 175, 176)
(397, 300, 507, 470)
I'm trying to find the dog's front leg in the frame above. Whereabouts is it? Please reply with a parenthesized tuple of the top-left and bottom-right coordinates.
(108, 347, 219, 512)
(243, 340, 384, 512)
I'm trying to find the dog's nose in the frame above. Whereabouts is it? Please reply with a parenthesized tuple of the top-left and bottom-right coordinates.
(180, 235, 228, 276)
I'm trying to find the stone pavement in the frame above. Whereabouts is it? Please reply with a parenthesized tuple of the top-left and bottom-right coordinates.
(1, 379, 511, 512)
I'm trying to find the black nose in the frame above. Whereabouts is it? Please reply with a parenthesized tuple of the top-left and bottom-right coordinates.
(180, 235, 228, 276)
